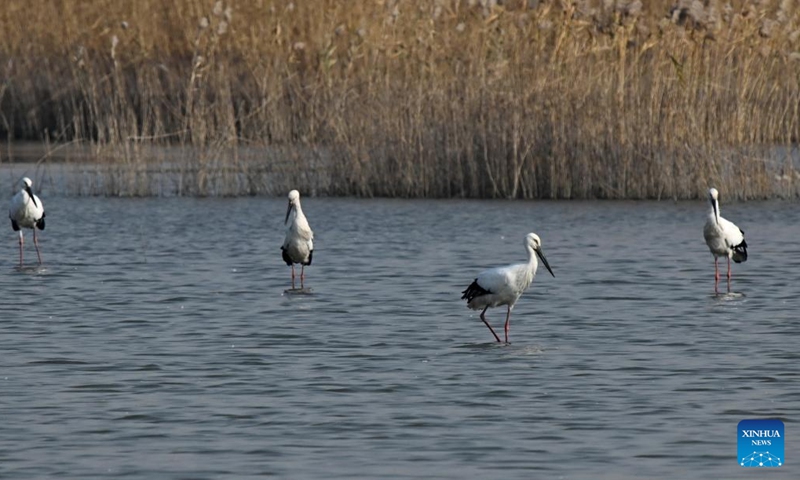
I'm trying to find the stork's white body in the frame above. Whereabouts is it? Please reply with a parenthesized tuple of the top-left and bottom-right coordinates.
(461, 233, 554, 343)
(704, 217, 744, 258)
(465, 263, 536, 312)
(10, 190, 43, 230)
(281, 190, 314, 289)
(8, 177, 46, 267)
(703, 188, 747, 293)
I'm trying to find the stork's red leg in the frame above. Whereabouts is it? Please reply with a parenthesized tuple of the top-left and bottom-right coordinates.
(727, 257, 732, 293)
(504, 306, 512, 343)
(479, 306, 502, 343)
(33, 228, 43, 265)
(18, 231, 23, 267)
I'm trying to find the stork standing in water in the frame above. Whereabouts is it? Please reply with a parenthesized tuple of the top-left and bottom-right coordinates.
(8, 177, 46, 267)
(703, 187, 747, 294)
(461, 233, 554, 343)
(281, 190, 314, 290)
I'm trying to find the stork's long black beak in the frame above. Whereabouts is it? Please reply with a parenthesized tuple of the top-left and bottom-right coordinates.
(537, 249, 555, 277)
(284, 202, 294, 224)
(25, 185, 38, 208)
(711, 198, 718, 224)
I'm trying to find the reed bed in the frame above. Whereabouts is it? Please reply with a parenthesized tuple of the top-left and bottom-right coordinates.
(1, 0, 800, 198)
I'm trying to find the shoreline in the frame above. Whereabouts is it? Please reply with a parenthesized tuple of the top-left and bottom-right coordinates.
(1, 141, 798, 199)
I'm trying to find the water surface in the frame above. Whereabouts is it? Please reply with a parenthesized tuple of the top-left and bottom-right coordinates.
(2, 198, 798, 478)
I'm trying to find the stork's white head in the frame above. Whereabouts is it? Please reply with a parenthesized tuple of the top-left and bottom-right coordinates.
(708, 187, 720, 222)
(525, 233, 542, 250)
(20, 177, 39, 208)
(285, 190, 302, 224)
(525, 232, 554, 277)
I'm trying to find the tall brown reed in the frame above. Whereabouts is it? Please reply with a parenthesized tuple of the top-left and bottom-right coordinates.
(1, 0, 799, 198)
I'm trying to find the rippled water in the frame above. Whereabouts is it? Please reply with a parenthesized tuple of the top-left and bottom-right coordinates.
(2, 197, 798, 479)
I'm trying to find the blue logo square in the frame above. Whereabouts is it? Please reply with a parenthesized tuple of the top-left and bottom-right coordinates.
(738, 419, 784, 467)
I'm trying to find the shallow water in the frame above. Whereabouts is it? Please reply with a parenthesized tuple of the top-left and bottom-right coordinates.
(2, 197, 798, 479)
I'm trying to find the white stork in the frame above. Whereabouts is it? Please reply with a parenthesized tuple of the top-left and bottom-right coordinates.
(8, 177, 46, 267)
(703, 187, 747, 293)
(461, 233, 554, 343)
(281, 189, 313, 289)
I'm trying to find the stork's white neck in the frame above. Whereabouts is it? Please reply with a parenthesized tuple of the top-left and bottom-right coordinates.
(289, 202, 305, 221)
(526, 244, 539, 274)
(709, 198, 720, 225)
(288, 203, 311, 236)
